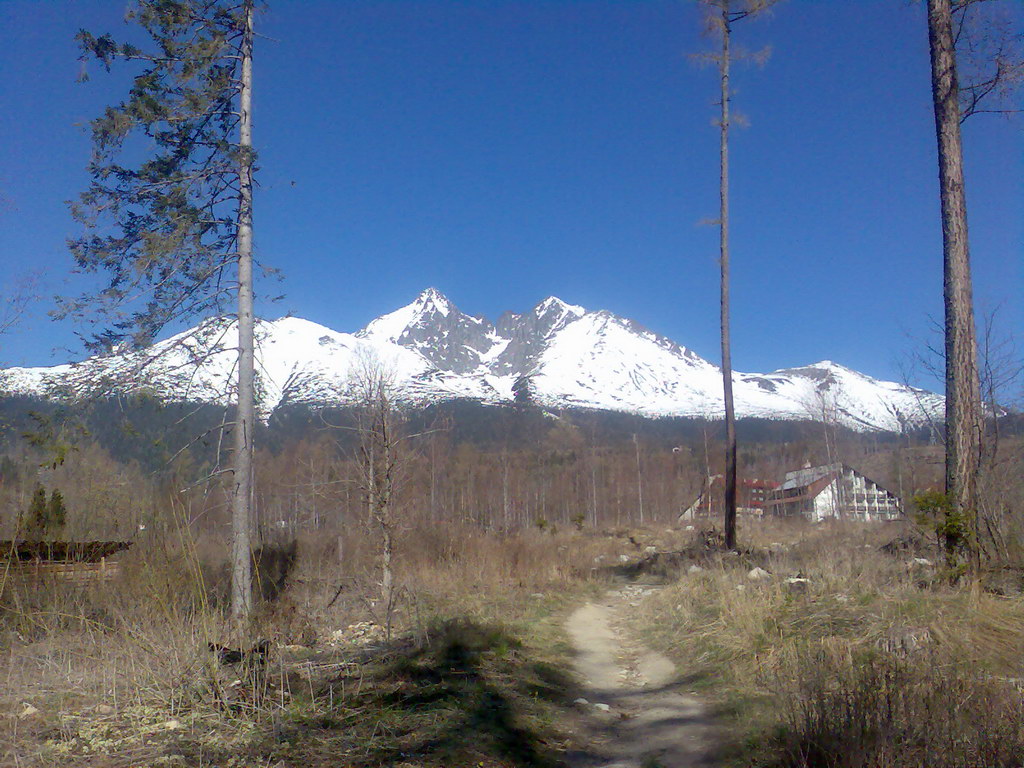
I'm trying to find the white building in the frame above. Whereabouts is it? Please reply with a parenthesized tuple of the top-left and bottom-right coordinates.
(763, 463, 901, 522)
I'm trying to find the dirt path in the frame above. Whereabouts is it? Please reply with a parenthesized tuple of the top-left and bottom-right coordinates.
(564, 585, 719, 768)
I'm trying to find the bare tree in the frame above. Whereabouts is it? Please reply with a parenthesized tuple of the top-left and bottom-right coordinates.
(952, 0, 1024, 120)
(974, 307, 1022, 559)
(976, 306, 1022, 455)
(696, 0, 777, 550)
(347, 351, 405, 638)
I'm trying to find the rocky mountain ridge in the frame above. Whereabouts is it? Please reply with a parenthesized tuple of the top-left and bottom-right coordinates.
(0, 288, 943, 432)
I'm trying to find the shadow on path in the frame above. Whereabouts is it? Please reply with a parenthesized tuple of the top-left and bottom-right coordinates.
(565, 590, 721, 768)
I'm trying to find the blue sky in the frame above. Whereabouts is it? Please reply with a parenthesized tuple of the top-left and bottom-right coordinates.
(0, 0, 1020, 388)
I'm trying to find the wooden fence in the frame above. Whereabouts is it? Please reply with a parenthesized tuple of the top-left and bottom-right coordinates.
(2, 557, 122, 585)
(0, 540, 132, 586)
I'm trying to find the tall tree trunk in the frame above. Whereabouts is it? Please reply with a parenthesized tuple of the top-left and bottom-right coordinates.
(719, 6, 738, 550)
(231, 0, 256, 623)
(927, 0, 982, 572)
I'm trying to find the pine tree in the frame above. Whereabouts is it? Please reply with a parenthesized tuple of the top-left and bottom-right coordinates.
(48, 489, 68, 536)
(62, 0, 259, 620)
(696, 0, 777, 550)
(24, 484, 49, 540)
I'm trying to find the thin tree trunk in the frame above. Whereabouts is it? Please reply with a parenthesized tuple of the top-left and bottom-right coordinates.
(927, 0, 982, 572)
(502, 453, 510, 525)
(367, 447, 375, 526)
(230, 0, 255, 624)
(591, 456, 599, 526)
(633, 434, 644, 525)
(719, 5, 738, 550)
(430, 440, 437, 517)
(381, 522, 393, 637)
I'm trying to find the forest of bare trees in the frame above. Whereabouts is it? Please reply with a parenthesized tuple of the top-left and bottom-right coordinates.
(0, 402, 960, 545)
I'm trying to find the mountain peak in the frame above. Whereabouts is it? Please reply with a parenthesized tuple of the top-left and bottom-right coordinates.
(415, 287, 452, 316)
(804, 360, 860, 376)
(534, 296, 585, 315)
(359, 289, 456, 342)
(774, 359, 845, 374)
(357, 289, 497, 375)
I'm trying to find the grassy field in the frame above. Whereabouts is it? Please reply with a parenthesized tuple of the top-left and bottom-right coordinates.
(630, 518, 1024, 768)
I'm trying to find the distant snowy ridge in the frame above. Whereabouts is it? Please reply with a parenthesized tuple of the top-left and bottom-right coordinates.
(0, 288, 943, 432)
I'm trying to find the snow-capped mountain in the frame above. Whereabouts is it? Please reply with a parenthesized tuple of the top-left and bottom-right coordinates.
(0, 289, 943, 432)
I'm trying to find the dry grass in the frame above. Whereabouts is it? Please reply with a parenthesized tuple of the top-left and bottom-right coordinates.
(632, 517, 1024, 767)
(0, 520, 649, 766)
(20, 510, 1022, 768)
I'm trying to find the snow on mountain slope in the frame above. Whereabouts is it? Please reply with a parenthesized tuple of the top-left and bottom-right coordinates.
(1, 315, 498, 416)
(736, 362, 943, 432)
(523, 310, 722, 416)
(0, 289, 943, 432)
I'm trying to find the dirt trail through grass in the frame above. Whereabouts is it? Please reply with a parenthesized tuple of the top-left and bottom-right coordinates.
(565, 586, 719, 768)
